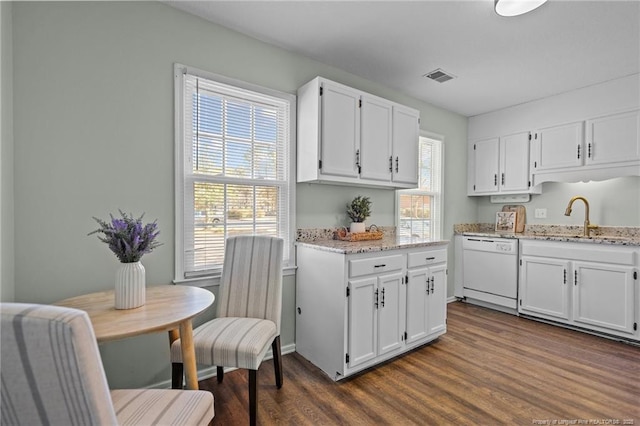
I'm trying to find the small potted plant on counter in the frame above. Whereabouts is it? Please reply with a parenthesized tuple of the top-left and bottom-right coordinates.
(346, 195, 372, 234)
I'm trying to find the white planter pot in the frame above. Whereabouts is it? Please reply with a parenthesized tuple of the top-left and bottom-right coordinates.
(350, 222, 366, 234)
(115, 261, 146, 309)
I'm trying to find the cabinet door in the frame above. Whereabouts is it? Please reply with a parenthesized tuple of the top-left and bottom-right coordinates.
(320, 81, 360, 178)
(500, 132, 530, 192)
(377, 272, 404, 356)
(533, 121, 584, 171)
(405, 268, 428, 344)
(391, 105, 419, 185)
(519, 256, 571, 321)
(573, 262, 635, 335)
(472, 137, 499, 193)
(426, 265, 447, 336)
(585, 109, 640, 166)
(347, 277, 377, 368)
(360, 95, 392, 182)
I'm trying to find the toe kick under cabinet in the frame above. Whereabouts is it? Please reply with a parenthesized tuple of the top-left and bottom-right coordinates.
(295, 243, 448, 380)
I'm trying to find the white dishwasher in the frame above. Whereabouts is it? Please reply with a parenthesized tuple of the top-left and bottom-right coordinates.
(462, 236, 518, 312)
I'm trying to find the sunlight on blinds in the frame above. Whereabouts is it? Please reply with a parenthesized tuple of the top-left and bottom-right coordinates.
(182, 73, 290, 276)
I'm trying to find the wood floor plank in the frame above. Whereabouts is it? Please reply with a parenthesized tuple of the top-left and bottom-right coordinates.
(200, 302, 640, 425)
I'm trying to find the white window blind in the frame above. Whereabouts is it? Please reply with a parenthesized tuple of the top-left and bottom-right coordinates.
(176, 66, 294, 279)
(397, 135, 443, 240)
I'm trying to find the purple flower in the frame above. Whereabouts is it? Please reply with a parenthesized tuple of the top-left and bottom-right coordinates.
(89, 210, 162, 263)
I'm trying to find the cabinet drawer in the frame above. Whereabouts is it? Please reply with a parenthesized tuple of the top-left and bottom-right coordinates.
(407, 249, 447, 268)
(349, 255, 404, 278)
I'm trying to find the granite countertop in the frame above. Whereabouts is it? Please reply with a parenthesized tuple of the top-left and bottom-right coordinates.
(296, 236, 449, 255)
(454, 224, 640, 247)
(295, 227, 448, 254)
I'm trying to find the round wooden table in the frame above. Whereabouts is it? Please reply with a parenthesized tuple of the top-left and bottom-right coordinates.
(55, 285, 214, 390)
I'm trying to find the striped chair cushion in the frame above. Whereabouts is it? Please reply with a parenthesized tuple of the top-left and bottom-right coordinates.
(111, 389, 213, 426)
(171, 317, 277, 370)
(1, 303, 118, 425)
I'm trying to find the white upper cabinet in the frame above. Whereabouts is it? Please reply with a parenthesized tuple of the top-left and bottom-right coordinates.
(318, 81, 361, 178)
(530, 109, 640, 185)
(585, 109, 640, 166)
(469, 76, 640, 188)
(500, 132, 531, 192)
(392, 105, 420, 185)
(297, 77, 419, 189)
(468, 132, 537, 196)
(360, 94, 393, 182)
(532, 121, 584, 172)
(470, 137, 499, 194)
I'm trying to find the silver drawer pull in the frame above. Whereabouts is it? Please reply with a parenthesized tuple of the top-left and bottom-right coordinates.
(374, 264, 386, 268)
(425, 257, 435, 261)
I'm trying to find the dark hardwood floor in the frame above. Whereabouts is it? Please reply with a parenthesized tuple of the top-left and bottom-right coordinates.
(200, 301, 640, 425)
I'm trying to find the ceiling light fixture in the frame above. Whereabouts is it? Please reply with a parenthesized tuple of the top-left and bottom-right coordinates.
(494, 0, 547, 17)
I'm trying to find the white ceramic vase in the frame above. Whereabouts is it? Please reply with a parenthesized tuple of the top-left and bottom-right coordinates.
(115, 261, 146, 309)
(350, 222, 366, 234)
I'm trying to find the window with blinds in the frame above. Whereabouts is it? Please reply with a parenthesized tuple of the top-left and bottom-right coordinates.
(175, 65, 294, 279)
(397, 135, 443, 240)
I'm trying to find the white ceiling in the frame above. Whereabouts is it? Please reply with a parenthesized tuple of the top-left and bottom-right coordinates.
(166, 0, 640, 117)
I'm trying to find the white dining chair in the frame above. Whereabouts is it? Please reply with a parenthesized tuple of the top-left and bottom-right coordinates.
(171, 235, 284, 426)
(0, 302, 214, 426)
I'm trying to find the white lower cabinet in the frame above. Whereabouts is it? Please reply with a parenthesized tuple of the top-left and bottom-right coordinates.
(296, 243, 448, 380)
(348, 271, 403, 367)
(519, 240, 638, 340)
(406, 264, 447, 343)
(519, 256, 571, 321)
(572, 261, 635, 334)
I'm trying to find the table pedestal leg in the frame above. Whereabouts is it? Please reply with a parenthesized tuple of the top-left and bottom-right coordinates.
(179, 320, 198, 390)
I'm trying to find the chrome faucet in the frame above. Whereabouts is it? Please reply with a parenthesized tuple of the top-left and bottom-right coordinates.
(564, 196, 598, 237)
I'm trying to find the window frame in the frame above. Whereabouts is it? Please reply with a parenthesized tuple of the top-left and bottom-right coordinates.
(396, 131, 444, 240)
(174, 64, 296, 286)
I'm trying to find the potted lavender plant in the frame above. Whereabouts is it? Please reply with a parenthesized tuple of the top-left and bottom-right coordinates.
(89, 210, 161, 309)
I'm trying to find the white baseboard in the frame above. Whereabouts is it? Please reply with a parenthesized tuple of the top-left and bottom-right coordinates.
(147, 342, 297, 389)
(447, 296, 458, 303)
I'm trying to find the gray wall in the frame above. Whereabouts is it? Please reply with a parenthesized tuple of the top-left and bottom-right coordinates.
(1, 1, 15, 303)
(9, 1, 470, 388)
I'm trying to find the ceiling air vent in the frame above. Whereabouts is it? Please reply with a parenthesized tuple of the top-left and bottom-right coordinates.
(424, 69, 455, 83)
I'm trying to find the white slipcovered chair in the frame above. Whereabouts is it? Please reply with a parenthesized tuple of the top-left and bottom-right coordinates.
(171, 235, 284, 426)
(0, 302, 214, 426)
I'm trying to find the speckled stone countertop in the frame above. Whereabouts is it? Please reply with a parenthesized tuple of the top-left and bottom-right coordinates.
(454, 224, 640, 247)
(296, 226, 448, 254)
